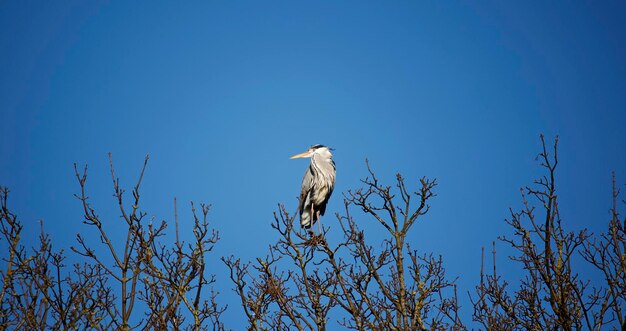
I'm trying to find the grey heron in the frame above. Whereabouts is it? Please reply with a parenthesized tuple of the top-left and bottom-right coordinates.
(290, 144, 336, 229)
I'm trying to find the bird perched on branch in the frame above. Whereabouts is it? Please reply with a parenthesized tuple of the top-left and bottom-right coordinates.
(290, 144, 336, 229)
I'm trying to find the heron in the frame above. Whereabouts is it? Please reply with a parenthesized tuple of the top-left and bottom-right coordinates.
(290, 144, 336, 229)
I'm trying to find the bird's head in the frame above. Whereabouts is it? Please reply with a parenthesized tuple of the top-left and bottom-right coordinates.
(290, 144, 334, 160)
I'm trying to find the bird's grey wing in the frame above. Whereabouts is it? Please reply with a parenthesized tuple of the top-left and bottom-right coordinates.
(318, 160, 336, 216)
(298, 166, 315, 215)
(319, 183, 334, 216)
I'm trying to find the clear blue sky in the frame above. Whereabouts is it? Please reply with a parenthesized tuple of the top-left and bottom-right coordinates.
(1, 1, 625, 327)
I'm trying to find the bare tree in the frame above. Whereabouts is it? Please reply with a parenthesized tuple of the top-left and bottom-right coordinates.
(0, 188, 111, 330)
(2, 137, 625, 330)
(223, 205, 336, 331)
(71, 154, 226, 330)
(224, 161, 462, 330)
(0, 187, 54, 330)
(581, 173, 626, 329)
(140, 199, 225, 331)
(71, 155, 153, 330)
(0, 186, 27, 329)
(470, 135, 625, 330)
(0, 154, 225, 330)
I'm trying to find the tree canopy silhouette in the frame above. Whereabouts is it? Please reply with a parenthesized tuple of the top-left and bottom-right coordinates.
(1, 136, 624, 330)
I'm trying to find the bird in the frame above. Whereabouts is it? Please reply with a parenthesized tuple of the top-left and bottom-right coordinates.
(290, 144, 336, 229)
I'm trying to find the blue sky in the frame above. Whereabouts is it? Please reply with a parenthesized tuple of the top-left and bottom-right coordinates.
(1, 1, 625, 327)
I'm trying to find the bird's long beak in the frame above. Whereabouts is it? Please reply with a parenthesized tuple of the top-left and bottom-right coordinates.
(290, 150, 312, 159)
